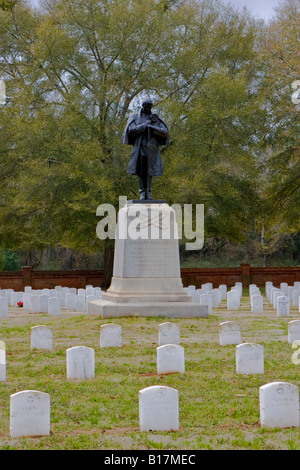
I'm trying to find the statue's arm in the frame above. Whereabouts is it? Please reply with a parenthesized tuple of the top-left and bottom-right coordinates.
(148, 122, 169, 138)
(128, 119, 151, 136)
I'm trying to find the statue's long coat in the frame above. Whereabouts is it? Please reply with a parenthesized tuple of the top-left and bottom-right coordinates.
(122, 109, 169, 176)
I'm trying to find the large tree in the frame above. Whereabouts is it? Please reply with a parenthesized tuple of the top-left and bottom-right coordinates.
(249, 0, 300, 264)
(258, 0, 300, 234)
(0, 0, 268, 281)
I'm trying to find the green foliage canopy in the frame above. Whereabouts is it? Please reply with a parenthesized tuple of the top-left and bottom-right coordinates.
(0, 0, 298, 264)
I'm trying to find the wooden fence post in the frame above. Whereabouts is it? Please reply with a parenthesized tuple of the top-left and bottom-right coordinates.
(240, 263, 251, 287)
(22, 266, 32, 289)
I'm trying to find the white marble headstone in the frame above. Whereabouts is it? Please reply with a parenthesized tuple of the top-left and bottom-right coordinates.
(265, 282, 273, 299)
(86, 295, 97, 308)
(277, 296, 290, 317)
(10, 390, 51, 438)
(269, 287, 278, 304)
(292, 290, 300, 307)
(38, 294, 49, 313)
(219, 284, 227, 300)
(158, 322, 180, 346)
(59, 292, 66, 307)
(288, 320, 300, 344)
(288, 286, 295, 301)
(273, 291, 284, 309)
(23, 293, 31, 312)
(94, 287, 103, 299)
(219, 321, 241, 345)
(0, 297, 8, 318)
(49, 289, 58, 298)
(251, 294, 263, 314)
(5, 291, 12, 306)
(48, 297, 60, 316)
(201, 283, 210, 293)
(10, 292, 17, 307)
(199, 293, 210, 314)
(65, 293, 76, 310)
(249, 285, 259, 295)
(0, 349, 6, 381)
(86, 287, 95, 297)
(31, 325, 53, 350)
(227, 290, 240, 310)
(211, 289, 221, 308)
(191, 290, 201, 303)
(157, 344, 185, 374)
(139, 385, 179, 431)
(30, 295, 39, 314)
(236, 343, 264, 374)
(260, 382, 299, 428)
(100, 324, 122, 348)
(234, 282, 243, 296)
(75, 295, 86, 312)
(280, 283, 289, 296)
(66, 346, 95, 380)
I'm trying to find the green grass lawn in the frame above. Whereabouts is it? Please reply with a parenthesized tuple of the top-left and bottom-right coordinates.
(0, 294, 300, 450)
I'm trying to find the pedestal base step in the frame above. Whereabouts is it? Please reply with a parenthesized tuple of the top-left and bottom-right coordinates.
(87, 299, 208, 318)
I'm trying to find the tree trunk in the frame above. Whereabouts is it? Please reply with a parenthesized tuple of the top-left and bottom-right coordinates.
(102, 242, 114, 290)
(64, 248, 74, 270)
(261, 226, 266, 267)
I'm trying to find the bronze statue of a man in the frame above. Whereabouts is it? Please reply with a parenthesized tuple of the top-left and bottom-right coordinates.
(122, 98, 169, 200)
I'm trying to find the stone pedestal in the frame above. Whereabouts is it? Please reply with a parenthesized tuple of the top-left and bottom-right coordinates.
(88, 201, 208, 318)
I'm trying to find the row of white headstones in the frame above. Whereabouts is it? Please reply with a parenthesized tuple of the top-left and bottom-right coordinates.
(9, 381, 299, 437)
(1, 280, 300, 317)
(185, 280, 300, 315)
(2, 313, 300, 437)
(0, 285, 103, 316)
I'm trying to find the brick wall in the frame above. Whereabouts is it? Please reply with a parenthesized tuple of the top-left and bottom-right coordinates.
(181, 264, 300, 289)
(0, 267, 104, 290)
(0, 264, 299, 291)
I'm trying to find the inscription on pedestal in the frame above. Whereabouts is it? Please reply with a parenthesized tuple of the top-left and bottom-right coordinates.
(122, 239, 178, 278)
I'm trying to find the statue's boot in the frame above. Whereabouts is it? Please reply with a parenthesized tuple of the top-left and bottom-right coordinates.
(146, 175, 153, 200)
(138, 176, 146, 200)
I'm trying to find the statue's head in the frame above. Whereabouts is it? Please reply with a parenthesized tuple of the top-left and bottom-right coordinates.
(142, 98, 153, 114)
